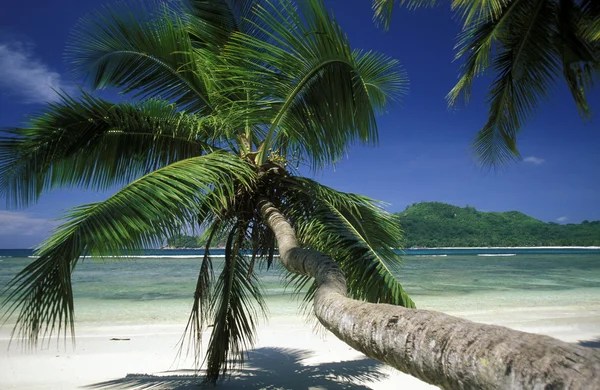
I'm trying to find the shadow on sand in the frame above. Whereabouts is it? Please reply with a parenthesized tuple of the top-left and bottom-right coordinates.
(578, 337, 600, 349)
(84, 347, 387, 389)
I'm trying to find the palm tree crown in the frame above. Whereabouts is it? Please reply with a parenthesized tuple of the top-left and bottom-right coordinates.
(373, 0, 599, 165)
(0, 0, 414, 383)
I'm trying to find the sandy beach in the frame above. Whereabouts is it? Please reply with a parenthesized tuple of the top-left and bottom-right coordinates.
(0, 318, 436, 389)
(2, 302, 599, 390)
(429, 246, 600, 250)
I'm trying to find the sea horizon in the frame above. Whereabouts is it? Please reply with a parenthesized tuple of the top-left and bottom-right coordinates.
(2, 246, 600, 259)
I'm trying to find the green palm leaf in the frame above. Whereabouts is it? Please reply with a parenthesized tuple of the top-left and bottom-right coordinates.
(205, 223, 266, 383)
(0, 152, 255, 346)
(184, 0, 261, 45)
(67, 1, 214, 113)
(354, 49, 408, 110)
(0, 93, 235, 207)
(556, 0, 598, 119)
(452, 0, 510, 25)
(223, 0, 407, 169)
(177, 222, 218, 368)
(447, 0, 526, 107)
(275, 176, 415, 308)
(375, 0, 598, 167)
(372, 0, 438, 30)
(581, 0, 600, 45)
(472, 0, 561, 166)
(448, 0, 599, 166)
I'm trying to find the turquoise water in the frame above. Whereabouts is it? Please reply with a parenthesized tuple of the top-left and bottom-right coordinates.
(1, 249, 599, 326)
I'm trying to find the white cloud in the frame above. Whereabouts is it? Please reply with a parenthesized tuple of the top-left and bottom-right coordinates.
(0, 42, 75, 104)
(523, 156, 545, 165)
(0, 210, 55, 236)
(556, 216, 568, 223)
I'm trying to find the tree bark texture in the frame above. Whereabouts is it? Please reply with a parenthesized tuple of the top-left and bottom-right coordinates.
(259, 200, 600, 389)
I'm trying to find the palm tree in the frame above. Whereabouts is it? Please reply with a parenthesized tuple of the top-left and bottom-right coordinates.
(0, 0, 412, 384)
(373, 0, 600, 165)
(1, 0, 599, 389)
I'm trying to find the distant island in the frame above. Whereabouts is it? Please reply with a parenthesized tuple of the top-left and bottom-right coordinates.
(397, 202, 600, 248)
(166, 202, 600, 248)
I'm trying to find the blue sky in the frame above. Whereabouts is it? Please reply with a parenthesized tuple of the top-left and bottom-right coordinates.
(0, 0, 598, 248)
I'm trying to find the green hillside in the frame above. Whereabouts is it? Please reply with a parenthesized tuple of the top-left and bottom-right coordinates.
(167, 202, 600, 248)
(165, 234, 201, 248)
(396, 202, 600, 248)
(165, 232, 228, 249)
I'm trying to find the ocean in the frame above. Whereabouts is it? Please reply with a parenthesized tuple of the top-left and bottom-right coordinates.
(1, 248, 600, 334)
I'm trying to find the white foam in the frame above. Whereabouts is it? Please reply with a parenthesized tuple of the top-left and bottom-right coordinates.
(84, 255, 224, 259)
(15, 254, 282, 260)
(477, 254, 517, 257)
(414, 255, 447, 257)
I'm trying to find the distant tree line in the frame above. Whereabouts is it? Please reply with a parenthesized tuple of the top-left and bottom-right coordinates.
(166, 202, 600, 248)
(396, 202, 600, 248)
(165, 234, 200, 248)
(165, 233, 227, 249)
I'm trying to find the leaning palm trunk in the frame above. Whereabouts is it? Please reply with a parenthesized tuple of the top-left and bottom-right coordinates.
(260, 200, 600, 389)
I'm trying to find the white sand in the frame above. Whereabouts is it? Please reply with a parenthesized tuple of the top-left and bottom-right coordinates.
(1, 305, 599, 390)
(426, 246, 600, 250)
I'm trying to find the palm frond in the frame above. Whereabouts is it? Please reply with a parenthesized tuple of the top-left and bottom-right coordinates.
(0, 152, 255, 347)
(449, 0, 599, 166)
(223, 0, 405, 170)
(276, 176, 415, 309)
(462, 0, 561, 166)
(372, 0, 397, 30)
(452, 0, 511, 26)
(353, 49, 409, 111)
(184, 0, 262, 46)
(177, 222, 218, 367)
(582, 16, 600, 42)
(0, 93, 237, 207)
(372, 0, 438, 30)
(67, 0, 214, 113)
(448, 0, 527, 106)
(555, 0, 598, 119)
(205, 223, 266, 384)
(320, 200, 414, 307)
(0, 246, 76, 348)
(581, 0, 600, 41)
